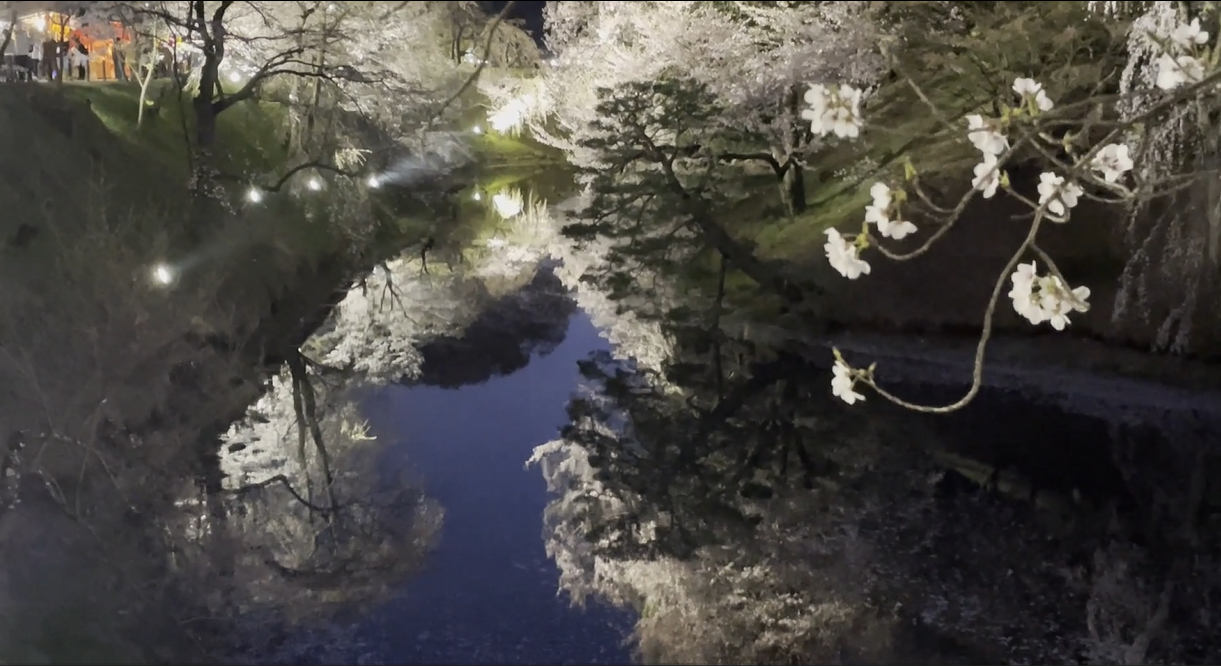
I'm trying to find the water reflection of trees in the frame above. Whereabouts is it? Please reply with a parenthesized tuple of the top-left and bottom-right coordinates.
(416, 266, 576, 388)
(530, 337, 908, 664)
(533, 303, 1221, 664)
(511, 68, 1221, 664)
(208, 240, 577, 637)
(215, 370, 442, 624)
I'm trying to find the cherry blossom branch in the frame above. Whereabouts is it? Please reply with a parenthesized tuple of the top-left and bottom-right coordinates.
(850, 208, 1048, 414)
(818, 12, 1219, 412)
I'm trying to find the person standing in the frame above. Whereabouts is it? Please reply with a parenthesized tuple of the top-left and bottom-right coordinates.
(57, 38, 69, 80)
(28, 41, 41, 81)
(112, 40, 126, 81)
(41, 38, 56, 79)
(74, 39, 89, 81)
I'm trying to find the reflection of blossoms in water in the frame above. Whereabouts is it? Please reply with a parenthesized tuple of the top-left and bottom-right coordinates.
(220, 254, 482, 491)
(548, 198, 675, 373)
(529, 355, 878, 665)
(314, 258, 477, 384)
(528, 434, 630, 605)
(220, 381, 444, 648)
(475, 194, 674, 373)
(219, 369, 301, 488)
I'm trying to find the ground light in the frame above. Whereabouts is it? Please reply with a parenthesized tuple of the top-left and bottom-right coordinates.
(367, 175, 382, 188)
(151, 263, 176, 287)
(307, 177, 323, 191)
(228, 71, 242, 83)
(492, 192, 523, 218)
(247, 187, 263, 203)
(472, 191, 482, 201)
(471, 126, 483, 135)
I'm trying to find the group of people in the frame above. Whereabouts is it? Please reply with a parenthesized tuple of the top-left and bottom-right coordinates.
(3, 31, 95, 82)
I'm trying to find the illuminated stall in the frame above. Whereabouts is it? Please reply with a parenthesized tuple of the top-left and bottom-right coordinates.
(16, 7, 131, 81)
(76, 22, 131, 81)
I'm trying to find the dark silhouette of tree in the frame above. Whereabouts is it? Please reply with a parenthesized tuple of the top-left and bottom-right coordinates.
(416, 265, 576, 388)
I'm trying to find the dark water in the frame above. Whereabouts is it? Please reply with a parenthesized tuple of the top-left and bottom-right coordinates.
(356, 312, 633, 665)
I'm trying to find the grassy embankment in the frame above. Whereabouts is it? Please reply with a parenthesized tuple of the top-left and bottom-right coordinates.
(55, 79, 562, 315)
(684, 4, 1131, 332)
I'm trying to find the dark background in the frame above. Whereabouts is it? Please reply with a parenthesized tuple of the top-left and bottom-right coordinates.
(486, 1, 547, 45)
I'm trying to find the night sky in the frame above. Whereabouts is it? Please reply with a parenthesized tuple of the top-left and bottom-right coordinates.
(486, 1, 547, 46)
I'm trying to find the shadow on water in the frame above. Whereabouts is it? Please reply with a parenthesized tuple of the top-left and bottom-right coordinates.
(350, 310, 633, 665)
(414, 267, 577, 389)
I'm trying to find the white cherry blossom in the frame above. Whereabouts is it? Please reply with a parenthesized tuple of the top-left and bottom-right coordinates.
(1089, 143, 1135, 183)
(862, 182, 917, 240)
(1155, 53, 1206, 90)
(966, 114, 1008, 156)
(1036, 172, 1083, 219)
(789, 60, 1183, 408)
(1171, 17, 1210, 51)
(831, 359, 865, 405)
(1008, 261, 1091, 329)
(824, 228, 870, 279)
(971, 153, 1002, 198)
(1008, 261, 1046, 325)
(802, 83, 864, 139)
(1012, 77, 1054, 112)
(864, 182, 891, 225)
(878, 216, 917, 241)
(1037, 275, 1092, 330)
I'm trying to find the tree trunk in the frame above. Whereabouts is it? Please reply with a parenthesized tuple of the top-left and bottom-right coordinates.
(0, 11, 15, 63)
(287, 352, 338, 512)
(780, 84, 809, 215)
(656, 154, 815, 305)
(453, 25, 466, 62)
(187, 50, 222, 233)
(289, 368, 315, 511)
(195, 439, 235, 606)
(782, 160, 807, 215)
(304, 53, 325, 139)
(188, 90, 221, 240)
(136, 61, 156, 128)
(711, 252, 727, 399)
(193, 65, 220, 149)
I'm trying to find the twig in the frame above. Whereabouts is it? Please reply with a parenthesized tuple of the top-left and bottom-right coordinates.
(230, 473, 336, 514)
(423, 1, 518, 130)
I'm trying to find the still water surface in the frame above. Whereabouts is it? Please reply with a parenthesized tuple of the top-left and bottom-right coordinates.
(356, 312, 633, 665)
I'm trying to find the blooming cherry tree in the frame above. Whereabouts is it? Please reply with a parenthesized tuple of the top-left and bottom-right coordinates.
(529, 1, 882, 214)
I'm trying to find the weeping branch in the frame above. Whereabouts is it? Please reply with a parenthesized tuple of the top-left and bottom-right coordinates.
(287, 351, 338, 512)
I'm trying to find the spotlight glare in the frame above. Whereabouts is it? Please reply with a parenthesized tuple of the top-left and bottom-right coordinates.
(151, 263, 175, 286)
